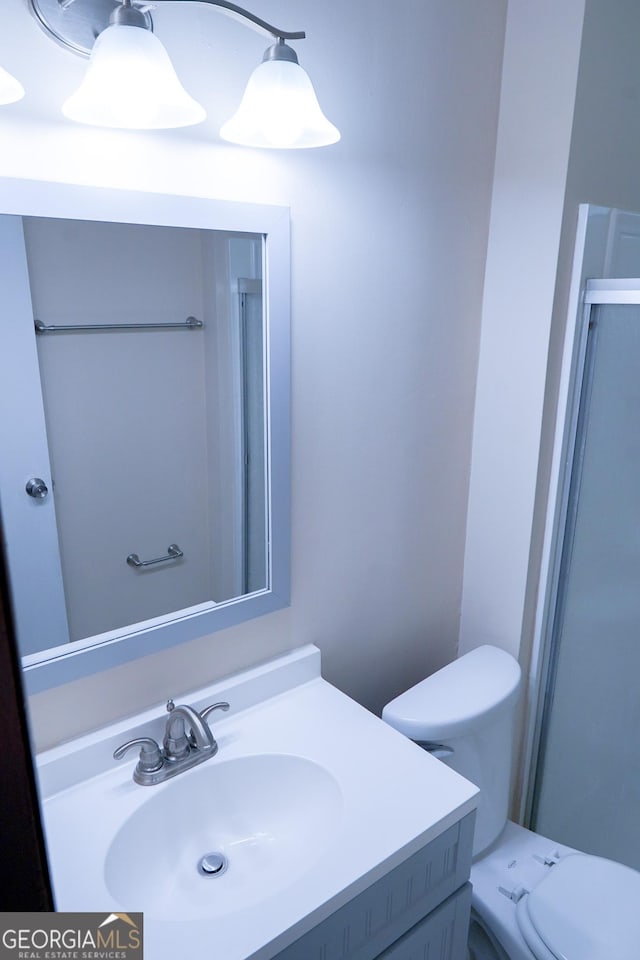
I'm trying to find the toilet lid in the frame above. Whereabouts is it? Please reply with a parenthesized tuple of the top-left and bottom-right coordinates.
(522, 853, 640, 960)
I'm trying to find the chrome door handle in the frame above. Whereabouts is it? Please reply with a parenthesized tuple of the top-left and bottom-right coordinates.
(25, 477, 49, 499)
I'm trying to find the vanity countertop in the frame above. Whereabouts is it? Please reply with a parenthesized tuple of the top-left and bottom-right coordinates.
(38, 645, 478, 960)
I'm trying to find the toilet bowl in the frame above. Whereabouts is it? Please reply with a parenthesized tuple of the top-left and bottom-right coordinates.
(382, 645, 640, 960)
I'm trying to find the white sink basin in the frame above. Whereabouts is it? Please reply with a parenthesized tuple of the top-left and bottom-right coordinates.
(104, 754, 342, 918)
(38, 646, 478, 960)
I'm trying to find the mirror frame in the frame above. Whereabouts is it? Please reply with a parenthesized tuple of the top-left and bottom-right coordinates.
(0, 178, 290, 694)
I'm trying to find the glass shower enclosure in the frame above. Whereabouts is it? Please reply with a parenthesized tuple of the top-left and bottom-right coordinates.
(531, 280, 640, 870)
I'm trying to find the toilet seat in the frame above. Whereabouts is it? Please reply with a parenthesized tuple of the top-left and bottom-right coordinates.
(515, 852, 640, 960)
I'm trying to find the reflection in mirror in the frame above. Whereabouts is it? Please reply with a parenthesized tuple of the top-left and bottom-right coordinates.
(0, 185, 290, 694)
(26, 219, 265, 646)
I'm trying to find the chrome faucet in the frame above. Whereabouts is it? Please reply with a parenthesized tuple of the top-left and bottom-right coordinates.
(163, 700, 215, 760)
(114, 699, 230, 785)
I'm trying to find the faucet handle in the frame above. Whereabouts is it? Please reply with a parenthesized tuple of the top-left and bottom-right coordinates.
(201, 701, 230, 722)
(113, 737, 164, 774)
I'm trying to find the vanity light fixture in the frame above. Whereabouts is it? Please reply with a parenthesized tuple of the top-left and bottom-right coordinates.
(24, 0, 340, 148)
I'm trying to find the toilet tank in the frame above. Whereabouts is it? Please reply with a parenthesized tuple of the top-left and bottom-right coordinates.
(382, 645, 521, 857)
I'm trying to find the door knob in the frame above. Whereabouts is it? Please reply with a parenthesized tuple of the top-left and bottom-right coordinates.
(25, 477, 49, 500)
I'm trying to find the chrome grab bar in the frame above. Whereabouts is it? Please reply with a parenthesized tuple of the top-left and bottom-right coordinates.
(35, 316, 203, 334)
(126, 544, 184, 568)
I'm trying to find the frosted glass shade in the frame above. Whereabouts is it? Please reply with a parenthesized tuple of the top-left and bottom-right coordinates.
(220, 59, 340, 149)
(62, 24, 206, 129)
(0, 65, 24, 105)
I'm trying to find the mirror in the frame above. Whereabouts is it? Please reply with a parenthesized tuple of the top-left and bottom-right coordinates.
(0, 180, 290, 694)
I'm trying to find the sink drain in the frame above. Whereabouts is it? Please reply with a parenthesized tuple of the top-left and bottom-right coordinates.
(198, 852, 229, 878)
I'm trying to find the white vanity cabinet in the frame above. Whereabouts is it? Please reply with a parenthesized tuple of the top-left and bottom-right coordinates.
(273, 813, 475, 960)
(38, 647, 478, 960)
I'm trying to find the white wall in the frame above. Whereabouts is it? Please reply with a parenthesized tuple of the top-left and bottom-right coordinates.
(463, 0, 640, 677)
(459, 0, 586, 660)
(0, 0, 507, 750)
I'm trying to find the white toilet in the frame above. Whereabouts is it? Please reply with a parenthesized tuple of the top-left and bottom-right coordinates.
(382, 645, 640, 960)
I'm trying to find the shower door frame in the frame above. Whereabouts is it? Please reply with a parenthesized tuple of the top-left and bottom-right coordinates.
(520, 202, 640, 824)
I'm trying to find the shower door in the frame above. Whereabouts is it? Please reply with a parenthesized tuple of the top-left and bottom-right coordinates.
(532, 282, 640, 869)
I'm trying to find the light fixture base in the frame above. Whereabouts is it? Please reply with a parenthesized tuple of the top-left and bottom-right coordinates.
(29, 0, 153, 58)
(263, 41, 298, 65)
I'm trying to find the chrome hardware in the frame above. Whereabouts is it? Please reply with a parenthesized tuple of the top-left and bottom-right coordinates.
(113, 737, 164, 785)
(28, 0, 154, 58)
(198, 852, 228, 877)
(29, 0, 304, 60)
(164, 700, 214, 761)
(25, 477, 49, 500)
(416, 741, 455, 760)
(35, 316, 203, 334)
(201, 701, 230, 722)
(115, 699, 231, 785)
(126, 544, 183, 569)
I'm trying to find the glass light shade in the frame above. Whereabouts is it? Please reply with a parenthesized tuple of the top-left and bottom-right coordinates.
(220, 58, 340, 149)
(0, 65, 24, 105)
(62, 24, 206, 129)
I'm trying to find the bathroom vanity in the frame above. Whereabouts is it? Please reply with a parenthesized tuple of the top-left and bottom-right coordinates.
(276, 815, 474, 960)
(38, 646, 477, 960)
